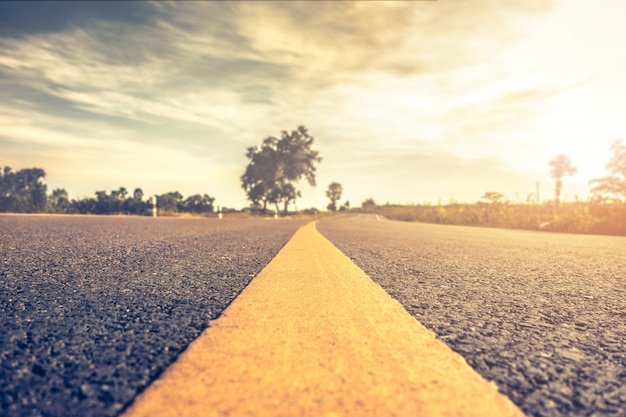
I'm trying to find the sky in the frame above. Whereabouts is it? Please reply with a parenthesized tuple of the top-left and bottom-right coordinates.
(2, 1, 626, 209)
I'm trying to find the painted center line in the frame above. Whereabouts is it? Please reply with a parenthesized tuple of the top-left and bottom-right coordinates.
(122, 221, 525, 417)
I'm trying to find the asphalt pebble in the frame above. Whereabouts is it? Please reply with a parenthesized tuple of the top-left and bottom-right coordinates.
(318, 214, 626, 417)
(0, 215, 306, 417)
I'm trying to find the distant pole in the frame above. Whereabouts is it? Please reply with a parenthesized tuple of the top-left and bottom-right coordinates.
(218, 205, 222, 220)
(274, 208, 278, 219)
(152, 195, 157, 217)
(536, 181, 540, 205)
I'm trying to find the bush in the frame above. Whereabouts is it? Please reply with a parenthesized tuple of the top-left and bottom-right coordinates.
(369, 202, 626, 236)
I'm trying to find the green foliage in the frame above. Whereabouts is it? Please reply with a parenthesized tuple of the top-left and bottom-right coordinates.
(156, 191, 183, 213)
(480, 191, 506, 204)
(0, 174, 219, 216)
(241, 126, 321, 214)
(325, 182, 343, 211)
(48, 188, 70, 213)
(361, 197, 377, 209)
(178, 194, 215, 213)
(0, 166, 47, 212)
(366, 201, 626, 236)
(72, 189, 217, 216)
(303, 207, 320, 215)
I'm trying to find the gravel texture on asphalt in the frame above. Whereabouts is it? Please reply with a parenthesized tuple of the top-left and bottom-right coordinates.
(317, 214, 626, 417)
(0, 215, 307, 417)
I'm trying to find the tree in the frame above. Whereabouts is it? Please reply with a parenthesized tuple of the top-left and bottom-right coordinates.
(548, 154, 577, 207)
(133, 188, 144, 201)
(241, 126, 321, 214)
(156, 191, 183, 213)
(49, 188, 70, 213)
(325, 182, 343, 211)
(95, 190, 119, 214)
(268, 182, 300, 214)
(0, 166, 47, 212)
(480, 191, 506, 204)
(590, 139, 626, 202)
(241, 137, 281, 212)
(179, 194, 216, 213)
(361, 197, 376, 208)
(123, 188, 147, 215)
(71, 197, 97, 214)
(111, 187, 128, 199)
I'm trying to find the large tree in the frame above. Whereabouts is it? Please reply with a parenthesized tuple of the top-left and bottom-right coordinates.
(590, 139, 626, 202)
(0, 166, 47, 212)
(548, 154, 577, 207)
(241, 126, 321, 214)
(241, 139, 279, 211)
(326, 182, 343, 211)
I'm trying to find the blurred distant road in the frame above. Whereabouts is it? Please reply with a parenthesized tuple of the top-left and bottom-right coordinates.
(0, 215, 307, 417)
(317, 214, 626, 417)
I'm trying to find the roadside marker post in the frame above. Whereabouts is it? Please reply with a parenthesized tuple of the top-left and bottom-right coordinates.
(150, 196, 157, 218)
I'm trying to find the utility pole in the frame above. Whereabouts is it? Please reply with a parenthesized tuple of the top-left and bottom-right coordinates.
(536, 181, 540, 205)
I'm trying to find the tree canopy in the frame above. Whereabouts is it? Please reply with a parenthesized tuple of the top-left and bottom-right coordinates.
(241, 126, 321, 214)
(548, 154, 577, 207)
(0, 166, 47, 212)
(590, 139, 626, 202)
(326, 182, 343, 211)
(0, 166, 217, 216)
(480, 191, 506, 204)
(361, 197, 377, 208)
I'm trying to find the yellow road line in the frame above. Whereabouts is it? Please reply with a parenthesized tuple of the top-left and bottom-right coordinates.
(122, 221, 525, 417)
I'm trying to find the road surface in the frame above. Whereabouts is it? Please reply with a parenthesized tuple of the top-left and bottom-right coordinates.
(122, 221, 523, 417)
(0, 215, 307, 417)
(317, 214, 626, 417)
(2, 214, 625, 416)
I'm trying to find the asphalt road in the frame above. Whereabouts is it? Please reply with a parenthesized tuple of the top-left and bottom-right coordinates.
(317, 214, 626, 417)
(0, 215, 307, 417)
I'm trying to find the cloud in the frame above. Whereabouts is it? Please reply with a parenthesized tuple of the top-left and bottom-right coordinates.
(0, 1, 556, 127)
(0, 2, 157, 37)
(1, 0, 573, 207)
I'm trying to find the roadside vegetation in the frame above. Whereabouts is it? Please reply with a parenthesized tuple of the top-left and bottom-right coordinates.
(0, 124, 322, 217)
(360, 201, 626, 236)
(0, 167, 217, 216)
(360, 139, 626, 236)
(3, 127, 626, 236)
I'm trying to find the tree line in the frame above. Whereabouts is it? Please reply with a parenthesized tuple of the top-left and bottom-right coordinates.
(0, 168, 216, 215)
(7, 125, 624, 222)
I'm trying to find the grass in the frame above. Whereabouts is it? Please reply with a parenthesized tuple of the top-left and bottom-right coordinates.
(360, 202, 626, 236)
